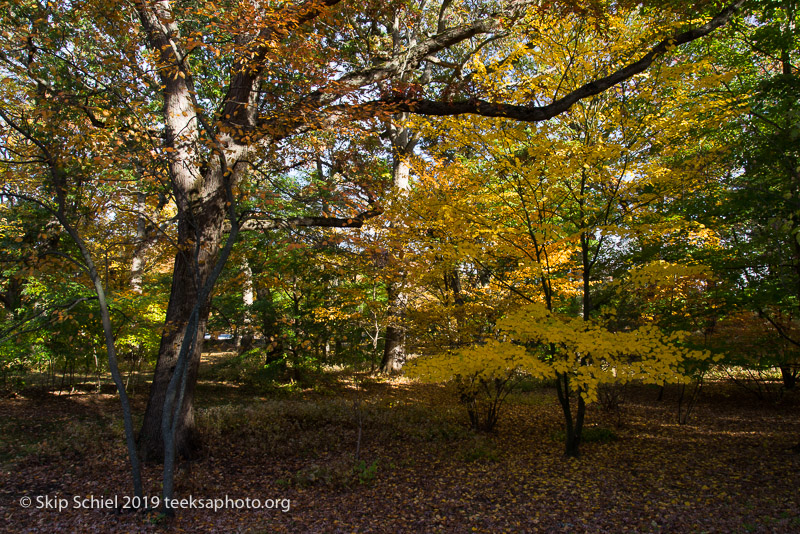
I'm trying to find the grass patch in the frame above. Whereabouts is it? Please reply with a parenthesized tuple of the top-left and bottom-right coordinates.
(461, 435, 499, 463)
(196, 392, 469, 459)
(0, 413, 117, 468)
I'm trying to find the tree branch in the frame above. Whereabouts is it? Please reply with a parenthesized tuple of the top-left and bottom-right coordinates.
(238, 203, 384, 232)
(758, 308, 800, 349)
(381, 0, 746, 121)
(0, 296, 98, 344)
(258, 14, 508, 138)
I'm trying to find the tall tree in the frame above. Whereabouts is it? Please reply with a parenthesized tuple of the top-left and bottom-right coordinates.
(0, 5, 145, 492)
(404, 4, 742, 455)
(729, 0, 799, 373)
(1, 0, 747, 464)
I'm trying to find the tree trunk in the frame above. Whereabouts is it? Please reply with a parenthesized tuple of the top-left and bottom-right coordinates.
(379, 263, 408, 374)
(380, 124, 413, 375)
(137, 193, 226, 462)
(780, 365, 797, 390)
(556, 371, 585, 457)
(130, 192, 147, 294)
(242, 259, 254, 306)
(381, 281, 407, 374)
(236, 258, 255, 352)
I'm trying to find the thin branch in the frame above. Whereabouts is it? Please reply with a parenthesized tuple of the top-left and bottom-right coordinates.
(239, 203, 384, 232)
(0, 296, 98, 344)
(758, 309, 800, 349)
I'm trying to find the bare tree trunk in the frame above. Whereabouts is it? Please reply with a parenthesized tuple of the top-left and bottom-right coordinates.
(131, 192, 147, 294)
(380, 153, 411, 374)
(137, 192, 226, 462)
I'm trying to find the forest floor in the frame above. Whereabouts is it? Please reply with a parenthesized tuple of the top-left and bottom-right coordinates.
(1, 367, 800, 533)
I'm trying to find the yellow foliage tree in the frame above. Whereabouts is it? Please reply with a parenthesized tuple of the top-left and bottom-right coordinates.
(403, 6, 739, 455)
(409, 302, 711, 452)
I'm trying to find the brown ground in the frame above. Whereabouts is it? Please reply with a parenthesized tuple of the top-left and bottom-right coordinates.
(1, 377, 799, 533)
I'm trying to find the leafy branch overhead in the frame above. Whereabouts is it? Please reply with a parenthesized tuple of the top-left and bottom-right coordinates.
(134, 0, 748, 159)
(385, 0, 746, 120)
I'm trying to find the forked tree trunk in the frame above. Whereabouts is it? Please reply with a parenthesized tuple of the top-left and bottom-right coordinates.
(556, 372, 586, 458)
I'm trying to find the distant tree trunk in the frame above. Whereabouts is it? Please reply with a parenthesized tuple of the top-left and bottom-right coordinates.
(127, 192, 149, 392)
(0, 276, 23, 314)
(130, 192, 147, 294)
(380, 120, 413, 375)
(444, 266, 465, 344)
(381, 281, 407, 373)
(445, 267, 463, 306)
(369, 318, 381, 372)
(780, 365, 797, 390)
(236, 258, 255, 352)
(256, 285, 284, 363)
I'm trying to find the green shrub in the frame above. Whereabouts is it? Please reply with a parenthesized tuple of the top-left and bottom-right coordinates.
(292, 458, 379, 488)
(355, 459, 378, 485)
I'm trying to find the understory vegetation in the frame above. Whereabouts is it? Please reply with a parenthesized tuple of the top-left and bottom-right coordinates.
(2, 372, 799, 533)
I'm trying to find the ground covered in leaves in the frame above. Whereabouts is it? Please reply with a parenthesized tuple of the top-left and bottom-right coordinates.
(2, 374, 800, 533)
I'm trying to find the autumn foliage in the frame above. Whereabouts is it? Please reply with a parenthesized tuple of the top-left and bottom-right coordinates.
(3, 0, 800, 527)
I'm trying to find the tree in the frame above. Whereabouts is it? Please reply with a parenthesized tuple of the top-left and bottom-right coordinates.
(0, 57, 144, 502)
(0, 0, 748, 468)
(708, 0, 800, 388)
(404, 4, 742, 455)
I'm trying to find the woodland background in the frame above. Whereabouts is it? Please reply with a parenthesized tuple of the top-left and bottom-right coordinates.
(1, 0, 800, 530)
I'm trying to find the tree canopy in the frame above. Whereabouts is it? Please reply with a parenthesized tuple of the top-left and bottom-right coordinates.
(4, 0, 796, 510)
